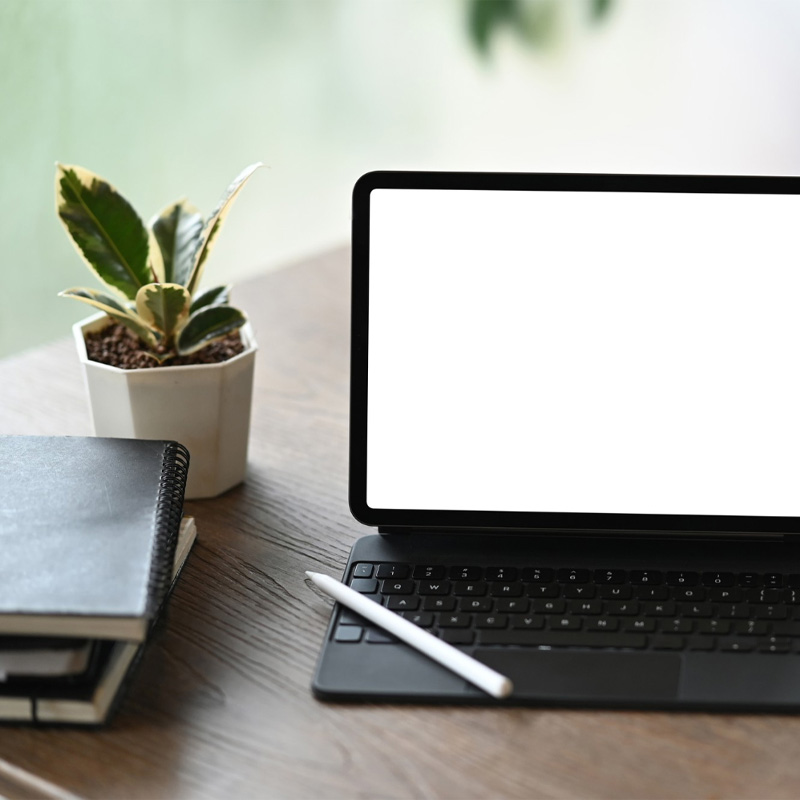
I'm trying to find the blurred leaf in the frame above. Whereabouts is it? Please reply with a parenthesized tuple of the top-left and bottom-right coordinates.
(190, 284, 231, 314)
(59, 287, 160, 348)
(468, 0, 517, 54)
(518, 0, 559, 46)
(185, 162, 263, 296)
(135, 283, 191, 340)
(150, 199, 204, 286)
(589, 0, 613, 21)
(176, 305, 247, 355)
(55, 164, 157, 300)
(467, 0, 611, 53)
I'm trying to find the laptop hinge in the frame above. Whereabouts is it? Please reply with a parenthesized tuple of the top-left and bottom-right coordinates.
(377, 525, 794, 541)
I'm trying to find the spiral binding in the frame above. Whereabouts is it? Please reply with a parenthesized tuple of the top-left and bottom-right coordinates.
(146, 441, 191, 616)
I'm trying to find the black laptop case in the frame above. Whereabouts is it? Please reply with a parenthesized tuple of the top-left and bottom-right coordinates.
(312, 171, 800, 710)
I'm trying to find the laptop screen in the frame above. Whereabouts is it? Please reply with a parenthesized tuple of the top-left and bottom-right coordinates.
(351, 172, 800, 534)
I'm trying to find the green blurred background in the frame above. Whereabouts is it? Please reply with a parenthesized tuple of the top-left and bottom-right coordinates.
(3, 0, 800, 358)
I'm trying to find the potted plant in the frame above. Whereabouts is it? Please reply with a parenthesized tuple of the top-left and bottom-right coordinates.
(55, 162, 262, 499)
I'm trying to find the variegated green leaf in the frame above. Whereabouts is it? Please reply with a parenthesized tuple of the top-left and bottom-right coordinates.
(55, 164, 158, 300)
(150, 199, 203, 286)
(135, 283, 191, 340)
(185, 163, 263, 295)
(176, 305, 247, 355)
(59, 287, 161, 348)
(147, 227, 166, 284)
(189, 284, 231, 314)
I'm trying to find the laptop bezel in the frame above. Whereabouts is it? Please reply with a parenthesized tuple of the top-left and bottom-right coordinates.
(349, 170, 800, 536)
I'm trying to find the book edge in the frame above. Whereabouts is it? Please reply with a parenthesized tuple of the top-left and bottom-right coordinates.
(22, 517, 196, 725)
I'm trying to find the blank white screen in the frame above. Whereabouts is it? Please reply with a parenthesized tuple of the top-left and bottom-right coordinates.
(366, 188, 800, 517)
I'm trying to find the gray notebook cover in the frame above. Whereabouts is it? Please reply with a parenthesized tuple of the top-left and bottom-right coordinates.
(0, 436, 189, 640)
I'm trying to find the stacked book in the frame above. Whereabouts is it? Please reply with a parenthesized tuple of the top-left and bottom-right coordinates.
(0, 435, 194, 725)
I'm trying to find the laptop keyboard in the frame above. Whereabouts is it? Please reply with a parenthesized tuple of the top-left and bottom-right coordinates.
(334, 563, 800, 654)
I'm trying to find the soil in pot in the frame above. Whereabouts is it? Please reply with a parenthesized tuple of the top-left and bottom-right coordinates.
(85, 323, 245, 369)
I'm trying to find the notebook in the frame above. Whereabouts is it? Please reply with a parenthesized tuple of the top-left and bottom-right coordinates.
(0, 515, 196, 724)
(0, 435, 190, 640)
(311, 171, 800, 710)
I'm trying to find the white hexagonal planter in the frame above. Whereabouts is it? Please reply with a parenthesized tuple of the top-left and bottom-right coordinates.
(74, 313, 256, 499)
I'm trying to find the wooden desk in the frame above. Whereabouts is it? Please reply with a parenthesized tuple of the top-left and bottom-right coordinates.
(3, 247, 800, 799)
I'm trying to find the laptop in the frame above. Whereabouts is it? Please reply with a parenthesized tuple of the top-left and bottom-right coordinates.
(311, 170, 800, 710)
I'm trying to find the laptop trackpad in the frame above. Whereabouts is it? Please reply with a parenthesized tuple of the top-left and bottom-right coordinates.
(474, 649, 681, 701)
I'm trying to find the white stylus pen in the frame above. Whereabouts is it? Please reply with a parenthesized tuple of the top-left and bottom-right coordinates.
(306, 570, 513, 699)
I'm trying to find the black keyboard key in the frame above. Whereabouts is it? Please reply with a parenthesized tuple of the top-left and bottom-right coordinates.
(366, 629, 397, 644)
(353, 563, 374, 578)
(477, 630, 648, 649)
(403, 612, 434, 627)
(758, 636, 791, 654)
(753, 604, 788, 621)
(449, 566, 482, 581)
(661, 619, 693, 634)
(475, 614, 508, 629)
(634, 586, 669, 601)
(719, 603, 752, 619)
(460, 597, 493, 613)
(549, 616, 582, 631)
(586, 618, 619, 631)
(747, 588, 782, 604)
(496, 598, 530, 613)
(387, 595, 419, 611)
(563, 585, 597, 599)
(642, 600, 676, 617)
(334, 626, 363, 643)
(680, 602, 713, 618)
(490, 582, 523, 597)
(672, 587, 706, 602)
(440, 629, 474, 645)
(338, 610, 365, 625)
(630, 570, 662, 585)
(788, 575, 800, 588)
(453, 581, 487, 597)
(375, 564, 409, 579)
(486, 567, 518, 581)
(522, 568, 554, 583)
(599, 586, 633, 600)
(418, 580, 451, 595)
(687, 637, 716, 651)
(738, 572, 761, 587)
(702, 572, 735, 587)
(624, 618, 657, 633)
(697, 619, 731, 635)
(665, 571, 698, 586)
(423, 596, 457, 612)
(532, 599, 565, 614)
(652, 636, 686, 651)
(593, 569, 626, 584)
(510, 615, 545, 630)
(527, 584, 560, 598)
(733, 620, 769, 636)
(350, 578, 378, 593)
(438, 613, 472, 628)
(763, 573, 783, 588)
(606, 600, 640, 616)
(721, 638, 755, 653)
(413, 565, 445, 580)
(569, 600, 602, 615)
(380, 579, 414, 595)
(557, 569, 590, 584)
(772, 621, 800, 637)
(709, 587, 743, 602)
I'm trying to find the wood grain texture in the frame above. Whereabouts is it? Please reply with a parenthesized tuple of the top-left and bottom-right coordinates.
(3, 247, 800, 799)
